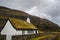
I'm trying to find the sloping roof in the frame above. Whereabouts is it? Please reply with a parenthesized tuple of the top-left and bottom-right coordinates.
(0, 16, 8, 32)
(0, 19, 7, 32)
(9, 18, 37, 30)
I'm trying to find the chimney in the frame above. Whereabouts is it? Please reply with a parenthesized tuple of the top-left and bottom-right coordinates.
(26, 17, 30, 23)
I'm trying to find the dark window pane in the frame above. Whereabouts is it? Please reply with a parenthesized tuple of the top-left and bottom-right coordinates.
(27, 30, 34, 34)
(22, 30, 25, 35)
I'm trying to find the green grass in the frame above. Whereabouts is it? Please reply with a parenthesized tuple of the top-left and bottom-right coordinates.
(30, 34, 54, 40)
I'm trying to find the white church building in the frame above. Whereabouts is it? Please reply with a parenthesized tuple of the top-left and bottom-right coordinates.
(1, 18, 38, 40)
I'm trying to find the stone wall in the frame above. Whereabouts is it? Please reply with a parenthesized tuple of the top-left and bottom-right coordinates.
(12, 33, 47, 40)
(0, 35, 6, 40)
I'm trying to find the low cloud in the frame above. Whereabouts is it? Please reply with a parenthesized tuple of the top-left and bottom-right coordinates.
(25, 6, 52, 20)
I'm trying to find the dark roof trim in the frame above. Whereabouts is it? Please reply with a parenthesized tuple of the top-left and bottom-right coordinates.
(0, 19, 8, 32)
(15, 28, 38, 30)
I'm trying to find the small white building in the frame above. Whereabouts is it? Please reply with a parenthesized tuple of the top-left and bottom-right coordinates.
(1, 18, 38, 40)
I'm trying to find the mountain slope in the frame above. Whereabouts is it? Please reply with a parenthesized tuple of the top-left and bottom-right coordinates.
(29, 15, 60, 32)
(0, 6, 29, 21)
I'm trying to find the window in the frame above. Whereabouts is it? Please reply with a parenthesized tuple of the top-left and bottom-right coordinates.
(22, 30, 25, 35)
(27, 30, 34, 34)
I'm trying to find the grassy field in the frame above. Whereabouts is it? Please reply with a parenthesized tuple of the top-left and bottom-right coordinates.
(30, 34, 54, 40)
(30, 33, 60, 40)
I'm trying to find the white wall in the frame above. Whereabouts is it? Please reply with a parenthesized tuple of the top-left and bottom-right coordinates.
(1, 20, 16, 35)
(15, 31, 22, 35)
(14, 30, 36, 35)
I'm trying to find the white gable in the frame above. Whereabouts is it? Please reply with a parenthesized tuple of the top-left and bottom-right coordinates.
(27, 17, 30, 23)
(1, 20, 16, 35)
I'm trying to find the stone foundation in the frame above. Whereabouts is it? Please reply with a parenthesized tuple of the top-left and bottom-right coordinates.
(12, 33, 47, 40)
(0, 35, 6, 40)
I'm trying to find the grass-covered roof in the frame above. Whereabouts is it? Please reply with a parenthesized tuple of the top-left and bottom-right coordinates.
(9, 18, 37, 30)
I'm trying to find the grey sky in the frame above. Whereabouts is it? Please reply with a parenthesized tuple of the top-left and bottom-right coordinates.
(0, 0, 60, 26)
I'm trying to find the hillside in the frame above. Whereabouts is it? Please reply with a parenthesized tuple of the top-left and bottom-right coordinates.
(0, 6, 29, 21)
(29, 15, 60, 32)
(0, 6, 60, 32)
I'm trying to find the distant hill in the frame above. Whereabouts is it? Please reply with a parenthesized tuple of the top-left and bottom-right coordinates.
(0, 6, 29, 21)
(29, 15, 60, 32)
(0, 6, 60, 32)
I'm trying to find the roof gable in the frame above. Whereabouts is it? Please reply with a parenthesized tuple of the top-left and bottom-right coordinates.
(1, 20, 16, 35)
(0, 19, 7, 32)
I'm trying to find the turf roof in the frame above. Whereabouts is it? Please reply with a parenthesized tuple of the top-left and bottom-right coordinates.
(9, 18, 37, 30)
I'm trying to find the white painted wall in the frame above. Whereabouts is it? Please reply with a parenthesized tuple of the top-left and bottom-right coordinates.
(37, 31, 38, 33)
(34, 30, 36, 34)
(25, 30, 27, 34)
(15, 31, 22, 35)
(1, 20, 16, 35)
(15, 30, 36, 35)
(6, 35, 12, 40)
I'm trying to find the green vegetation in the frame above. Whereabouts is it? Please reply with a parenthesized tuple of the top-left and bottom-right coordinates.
(9, 18, 37, 29)
(30, 34, 54, 40)
(30, 15, 60, 32)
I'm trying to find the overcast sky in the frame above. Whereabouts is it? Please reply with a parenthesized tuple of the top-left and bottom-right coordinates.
(0, 0, 60, 26)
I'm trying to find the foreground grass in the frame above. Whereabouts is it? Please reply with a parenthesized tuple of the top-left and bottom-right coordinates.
(30, 34, 55, 40)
